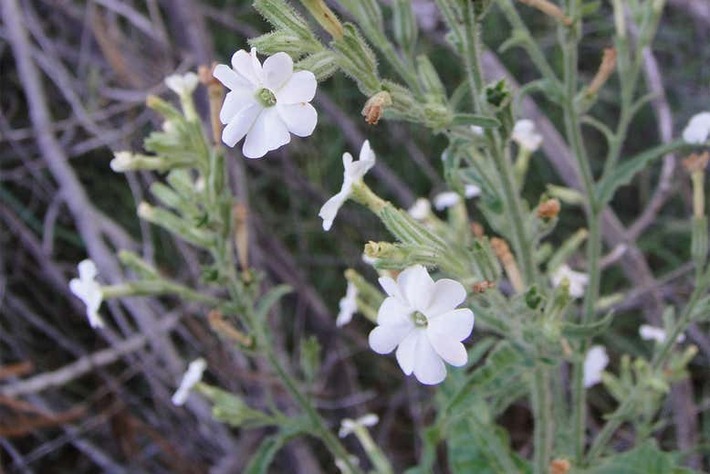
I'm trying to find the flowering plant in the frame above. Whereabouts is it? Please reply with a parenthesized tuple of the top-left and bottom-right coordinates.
(52, 0, 710, 472)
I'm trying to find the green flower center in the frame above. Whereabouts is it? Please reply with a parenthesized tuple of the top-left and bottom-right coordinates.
(255, 88, 277, 107)
(412, 311, 428, 328)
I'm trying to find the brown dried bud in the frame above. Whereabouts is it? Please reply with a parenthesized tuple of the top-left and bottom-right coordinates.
(537, 198, 561, 220)
(201, 63, 225, 145)
(472, 280, 496, 293)
(587, 48, 617, 96)
(518, 0, 572, 26)
(361, 91, 392, 125)
(550, 459, 571, 474)
(471, 222, 486, 238)
(683, 151, 710, 174)
(208, 310, 253, 347)
(491, 237, 524, 293)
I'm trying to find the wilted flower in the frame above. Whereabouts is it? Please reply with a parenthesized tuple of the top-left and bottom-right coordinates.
(682, 112, 710, 144)
(368, 265, 474, 385)
(512, 119, 543, 152)
(583, 345, 608, 388)
(551, 264, 589, 299)
(213, 48, 317, 158)
(69, 259, 104, 328)
(336, 282, 358, 327)
(639, 325, 686, 344)
(172, 358, 207, 406)
(338, 413, 379, 438)
(319, 141, 376, 231)
(165, 72, 200, 96)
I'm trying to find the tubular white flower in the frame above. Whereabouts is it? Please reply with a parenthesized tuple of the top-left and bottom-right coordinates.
(551, 264, 589, 299)
(368, 265, 474, 385)
(165, 72, 200, 96)
(69, 259, 104, 328)
(338, 413, 379, 438)
(172, 358, 207, 406)
(583, 345, 608, 388)
(682, 112, 710, 144)
(213, 48, 317, 159)
(336, 282, 358, 327)
(408, 198, 432, 221)
(512, 119, 543, 152)
(318, 141, 376, 231)
(639, 325, 686, 344)
(432, 185, 480, 211)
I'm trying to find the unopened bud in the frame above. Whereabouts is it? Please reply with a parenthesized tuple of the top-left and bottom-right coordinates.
(537, 198, 561, 220)
(361, 91, 392, 125)
(550, 459, 571, 474)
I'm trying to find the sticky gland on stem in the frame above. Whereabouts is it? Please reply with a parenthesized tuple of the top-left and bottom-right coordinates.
(517, 0, 573, 26)
(490, 237, 524, 293)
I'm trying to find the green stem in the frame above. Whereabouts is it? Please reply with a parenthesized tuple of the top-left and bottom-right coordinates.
(532, 366, 553, 474)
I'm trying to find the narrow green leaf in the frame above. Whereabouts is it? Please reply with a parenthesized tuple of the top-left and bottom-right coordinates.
(450, 113, 501, 129)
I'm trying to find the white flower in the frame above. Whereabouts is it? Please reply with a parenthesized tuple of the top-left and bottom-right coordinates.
(551, 264, 589, 299)
(470, 125, 484, 136)
(318, 141, 376, 231)
(432, 185, 480, 211)
(368, 265, 474, 385)
(336, 282, 358, 327)
(682, 112, 710, 144)
(213, 48, 317, 159)
(512, 119, 543, 152)
(69, 259, 104, 328)
(639, 325, 686, 344)
(408, 198, 431, 220)
(172, 358, 207, 406)
(338, 413, 379, 438)
(165, 72, 200, 96)
(583, 345, 609, 388)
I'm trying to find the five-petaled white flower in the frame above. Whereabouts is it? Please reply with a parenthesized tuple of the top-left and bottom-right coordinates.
(319, 140, 376, 231)
(336, 282, 359, 327)
(433, 185, 481, 211)
(338, 413, 379, 438)
(213, 48, 317, 159)
(682, 112, 710, 144)
(583, 345, 609, 388)
(368, 265, 474, 385)
(551, 264, 589, 299)
(69, 259, 104, 328)
(512, 119, 543, 152)
(639, 325, 686, 344)
(172, 358, 207, 406)
(165, 72, 200, 96)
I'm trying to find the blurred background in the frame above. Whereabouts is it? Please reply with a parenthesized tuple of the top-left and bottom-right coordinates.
(1, 0, 710, 472)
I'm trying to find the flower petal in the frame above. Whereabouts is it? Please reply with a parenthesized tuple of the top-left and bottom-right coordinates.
(78, 259, 98, 280)
(369, 323, 412, 354)
(397, 265, 434, 311)
(583, 345, 609, 388)
(276, 103, 317, 137)
(318, 190, 348, 231)
(221, 103, 261, 148)
(242, 107, 290, 158)
(230, 49, 262, 86)
(395, 331, 420, 375)
(262, 52, 293, 91)
(213, 64, 251, 91)
(426, 279, 467, 316)
(378, 276, 400, 298)
(276, 70, 317, 104)
(683, 112, 710, 144)
(428, 308, 475, 342)
(377, 296, 413, 326)
(413, 339, 447, 385)
(220, 91, 258, 124)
